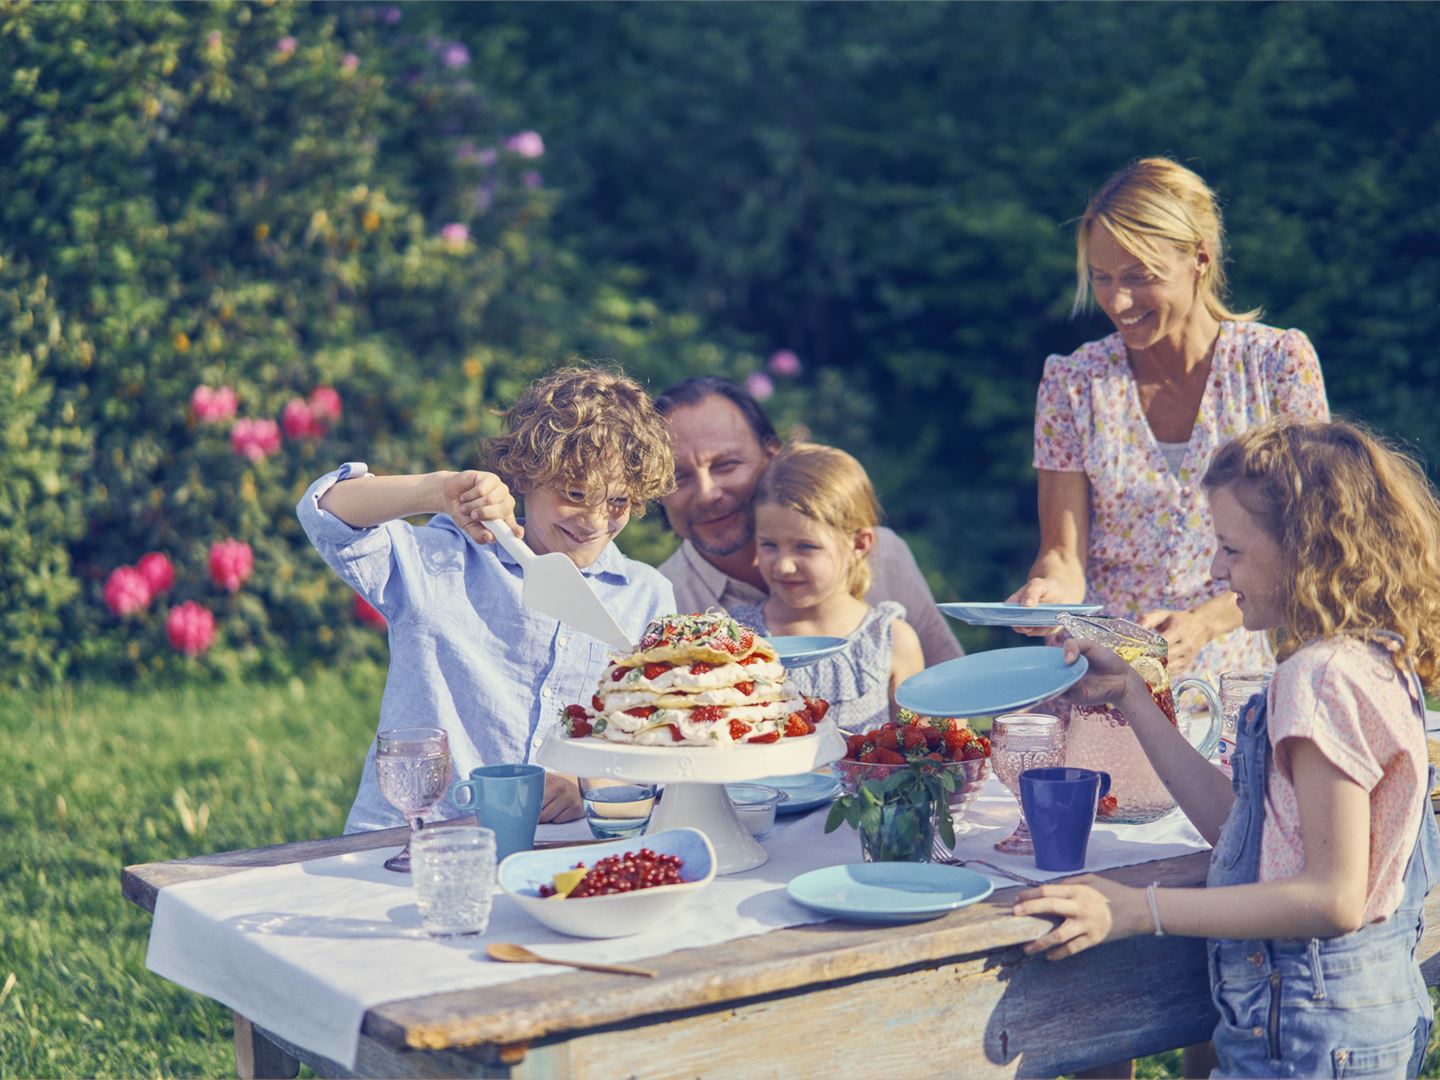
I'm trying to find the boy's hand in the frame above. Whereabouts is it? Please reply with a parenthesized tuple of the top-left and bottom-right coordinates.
(540, 772, 584, 824)
(442, 470, 521, 545)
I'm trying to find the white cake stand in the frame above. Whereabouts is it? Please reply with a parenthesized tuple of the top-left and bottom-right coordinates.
(535, 723, 845, 874)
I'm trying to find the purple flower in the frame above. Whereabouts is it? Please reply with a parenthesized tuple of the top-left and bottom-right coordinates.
(476, 147, 498, 167)
(768, 349, 802, 377)
(440, 222, 469, 249)
(341, 53, 360, 72)
(522, 170, 543, 189)
(275, 36, 297, 58)
(441, 42, 470, 69)
(743, 372, 775, 401)
(504, 130, 545, 159)
(381, 5, 402, 24)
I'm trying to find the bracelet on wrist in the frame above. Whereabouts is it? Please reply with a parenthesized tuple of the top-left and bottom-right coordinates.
(1146, 882, 1165, 936)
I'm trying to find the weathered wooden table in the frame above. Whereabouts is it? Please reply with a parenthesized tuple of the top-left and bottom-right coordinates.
(122, 822, 1440, 1080)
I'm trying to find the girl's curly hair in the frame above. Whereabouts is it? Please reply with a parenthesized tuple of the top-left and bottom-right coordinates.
(1203, 417, 1440, 690)
(484, 365, 675, 514)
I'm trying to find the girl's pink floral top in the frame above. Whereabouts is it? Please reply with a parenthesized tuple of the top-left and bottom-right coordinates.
(1033, 321, 1328, 683)
(1263, 636, 1426, 922)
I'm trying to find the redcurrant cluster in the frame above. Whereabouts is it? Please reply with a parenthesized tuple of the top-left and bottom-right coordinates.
(544, 849, 685, 898)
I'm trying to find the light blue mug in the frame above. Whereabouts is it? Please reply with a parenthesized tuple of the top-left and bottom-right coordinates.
(450, 764, 545, 862)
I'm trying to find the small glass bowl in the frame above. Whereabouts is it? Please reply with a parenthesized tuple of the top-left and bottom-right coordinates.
(727, 783, 786, 839)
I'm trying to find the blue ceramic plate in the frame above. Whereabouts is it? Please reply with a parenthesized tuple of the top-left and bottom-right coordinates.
(786, 863, 994, 923)
(894, 646, 1088, 718)
(939, 602, 1103, 628)
(746, 771, 842, 815)
(768, 635, 849, 669)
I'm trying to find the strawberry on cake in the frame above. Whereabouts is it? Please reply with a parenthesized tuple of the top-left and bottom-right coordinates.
(561, 612, 829, 747)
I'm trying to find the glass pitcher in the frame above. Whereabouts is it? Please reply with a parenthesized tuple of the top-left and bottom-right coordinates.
(1053, 613, 1222, 824)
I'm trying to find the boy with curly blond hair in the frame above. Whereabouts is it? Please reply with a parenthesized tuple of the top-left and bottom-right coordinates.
(298, 366, 676, 831)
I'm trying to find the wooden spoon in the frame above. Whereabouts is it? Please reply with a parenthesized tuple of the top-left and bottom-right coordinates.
(486, 942, 657, 978)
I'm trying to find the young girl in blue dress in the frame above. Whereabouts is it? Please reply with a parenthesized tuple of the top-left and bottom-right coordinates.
(1013, 417, 1440, 1077)
(730, 443, 924, 733)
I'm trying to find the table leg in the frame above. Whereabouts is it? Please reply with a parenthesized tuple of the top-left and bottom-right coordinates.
(233, 1013, 299, 1079)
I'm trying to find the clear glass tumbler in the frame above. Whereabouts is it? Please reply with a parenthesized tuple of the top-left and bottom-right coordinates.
(410, 823, 497, 938)
(991, 713, 1066, 856)
(579, 777, 657, 840)
(1217, 671, 1272, 778)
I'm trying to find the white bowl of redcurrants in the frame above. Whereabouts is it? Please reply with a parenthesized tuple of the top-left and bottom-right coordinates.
(498, 827, 717, 939)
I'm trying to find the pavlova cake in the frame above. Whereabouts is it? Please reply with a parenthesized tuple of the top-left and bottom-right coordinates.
(562, 612, 829, 746)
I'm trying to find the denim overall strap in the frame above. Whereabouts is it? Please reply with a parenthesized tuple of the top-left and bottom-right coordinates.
(1205, 689, 1269, 889)
(1205, 639, 1439, 1076)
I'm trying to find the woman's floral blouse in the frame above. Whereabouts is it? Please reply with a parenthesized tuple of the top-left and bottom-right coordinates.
(1033, 321, 1328, 683)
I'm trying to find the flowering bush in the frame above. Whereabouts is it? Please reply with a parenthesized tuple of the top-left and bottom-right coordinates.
(167, 602, 217, 657)
(104, 567, 153, 618)
(208, 540, 255, 594)
(0, 1, 752, 685)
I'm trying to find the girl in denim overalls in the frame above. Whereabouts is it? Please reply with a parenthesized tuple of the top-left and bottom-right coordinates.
(1013, 417, 1440, 1077)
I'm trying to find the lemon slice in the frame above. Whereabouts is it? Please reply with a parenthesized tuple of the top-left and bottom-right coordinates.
(1131, 656, 1168, 690)
(550, 866, 588, 899)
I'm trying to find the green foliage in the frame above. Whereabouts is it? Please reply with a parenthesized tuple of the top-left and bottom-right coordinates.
(0, 1, 749, 686)
(826, 763, 957, 857)
(458, 1, 1440, 606)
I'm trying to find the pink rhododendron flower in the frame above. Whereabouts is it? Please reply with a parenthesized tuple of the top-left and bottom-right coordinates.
(309, 385, 342, 423)
(230, 417, 281, 461)
(103, 566, 153, 617)
(275, 36, 297, 57)
(743, 371, 775, 401)
(441, 42, 470, 69)
(206, 30, 223, 51)
(341, 52, 360, 73)
(167, 601, 216, 656)
(282, 397, 322, 440)
(440, 222, 468, 250)
(504, 131, 545, 159)
(137, 552, 175, 595)
(208, 539, 254, 593)
(191, 384, 237, 424)
(768, 349, 802, 377)
(354, 594, 387, 630)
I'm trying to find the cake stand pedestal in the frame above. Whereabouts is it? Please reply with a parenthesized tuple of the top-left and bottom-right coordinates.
(535, 723, 844, 874)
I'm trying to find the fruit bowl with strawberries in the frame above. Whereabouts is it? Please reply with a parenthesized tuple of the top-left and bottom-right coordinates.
(831, 716, 991, 860)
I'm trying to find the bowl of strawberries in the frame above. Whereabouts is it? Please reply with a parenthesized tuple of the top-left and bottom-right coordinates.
(832, 715, 992, 859)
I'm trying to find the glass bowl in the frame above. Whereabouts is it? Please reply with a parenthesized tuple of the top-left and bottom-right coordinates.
(725, 783, 786, 839)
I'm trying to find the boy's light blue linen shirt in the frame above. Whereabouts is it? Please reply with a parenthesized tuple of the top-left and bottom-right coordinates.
(297, 463, 676, 833)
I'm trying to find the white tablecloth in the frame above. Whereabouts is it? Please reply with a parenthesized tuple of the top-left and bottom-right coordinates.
(145, 774, 1210, 1068)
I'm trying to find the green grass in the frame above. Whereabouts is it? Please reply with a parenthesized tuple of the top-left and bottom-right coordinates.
(0, 665, 384, 1078)
(1, 666, 1436, 1077)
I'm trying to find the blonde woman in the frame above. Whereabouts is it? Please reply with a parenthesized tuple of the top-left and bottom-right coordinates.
(1010, 158, 1329, 683)
(729, 443, 924, 733)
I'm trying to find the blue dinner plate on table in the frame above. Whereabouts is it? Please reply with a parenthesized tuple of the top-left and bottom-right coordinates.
(939, 602, 1103, 628)
(769, 635, 849, 669)
(748, 771, 842, 815)
(786, 863, 994, 923)
(894, 646, 1088, 718)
